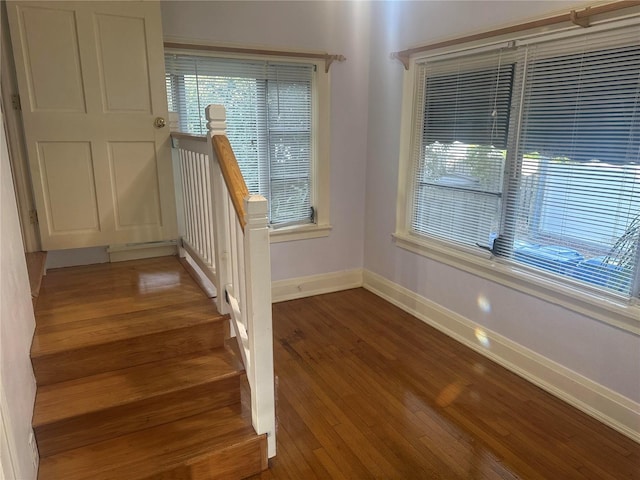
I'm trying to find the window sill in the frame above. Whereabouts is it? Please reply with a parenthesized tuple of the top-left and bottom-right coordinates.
(392, 231, 640, 335)
(269, 223, 332, 243)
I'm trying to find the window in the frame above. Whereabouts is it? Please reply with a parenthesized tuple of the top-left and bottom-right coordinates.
(400, 23, 640, 306)
(165, 53, 330, 235)
(411, 52, 516, 250)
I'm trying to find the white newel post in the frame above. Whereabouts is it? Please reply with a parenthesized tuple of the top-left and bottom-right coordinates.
(206, 105, 232, 314)
(244, 195, 276, 458)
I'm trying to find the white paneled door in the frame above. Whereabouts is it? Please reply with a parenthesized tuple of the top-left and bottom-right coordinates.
(7, 1, 177, 250)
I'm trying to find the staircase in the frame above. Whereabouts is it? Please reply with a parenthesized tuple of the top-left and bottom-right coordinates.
(31, 257, 268, 480)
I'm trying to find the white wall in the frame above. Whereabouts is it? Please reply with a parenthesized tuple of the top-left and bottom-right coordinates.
(0, 77, 38, 480)
(364, 0, 640, 406)
(161, 1, 370, 281)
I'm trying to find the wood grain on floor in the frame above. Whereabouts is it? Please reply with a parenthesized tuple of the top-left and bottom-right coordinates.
(250, 288, 639, 480)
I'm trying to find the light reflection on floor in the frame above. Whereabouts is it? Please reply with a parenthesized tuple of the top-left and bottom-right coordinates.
(137, 271, 181, 293)
(436, 380, 464, 407)
(473, 362, 486, 375)
(405, 386, 504, 479)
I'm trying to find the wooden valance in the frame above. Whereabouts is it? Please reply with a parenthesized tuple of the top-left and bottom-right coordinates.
(391, 1, 640, 69)
(164, 42, 346, 73)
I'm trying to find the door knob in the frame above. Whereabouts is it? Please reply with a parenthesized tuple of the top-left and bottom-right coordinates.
(154, 117, 166, 128)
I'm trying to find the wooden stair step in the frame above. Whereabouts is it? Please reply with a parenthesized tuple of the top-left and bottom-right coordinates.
(34, 349, 243, 457)
(36, 257, 199, 295)
(34, 290, 208, 327)
(38, 406, 268, 480)
(35, 266, 209, 326)
(31, 300, 227, 385)
(32, 299, 220, 353)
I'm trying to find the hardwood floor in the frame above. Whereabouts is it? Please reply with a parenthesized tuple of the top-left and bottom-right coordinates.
(33, 260, 638, 479)
(250, 288, 640, 480)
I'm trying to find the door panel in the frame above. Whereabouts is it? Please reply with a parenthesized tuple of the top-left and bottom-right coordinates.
(18, 6, 86, 112)
(38, 142, 99, 233)
(95, 14, 152, 113)
(8, 1, 177, 251)
(109, 141, 161, 228)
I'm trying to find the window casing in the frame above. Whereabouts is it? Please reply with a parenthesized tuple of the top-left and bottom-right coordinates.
(165, 52, 331, 239)
(397, 21, 640, 328)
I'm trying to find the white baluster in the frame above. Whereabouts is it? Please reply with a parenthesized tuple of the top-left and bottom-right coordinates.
(243, 194, 276, 458)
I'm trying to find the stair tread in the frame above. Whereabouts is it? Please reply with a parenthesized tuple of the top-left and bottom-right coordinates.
(38, 407, 263, 480)
(33, 349, 243, 427)
(35, 258, 208, 327)
(35, 291, 208, 327)
(32, 299, 224, 357)
(37, 257, 200, 296)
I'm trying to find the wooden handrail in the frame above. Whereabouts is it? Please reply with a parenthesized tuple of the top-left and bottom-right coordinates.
(391, 1, 640, 69)
(212, 135, 250, 231)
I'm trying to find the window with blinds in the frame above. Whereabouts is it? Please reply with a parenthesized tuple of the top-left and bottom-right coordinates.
(409, 24, 640, 301)
(411, 51, 516, 250)
(165, 54, 314, 226)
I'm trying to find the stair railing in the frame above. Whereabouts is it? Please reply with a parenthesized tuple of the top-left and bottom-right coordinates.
(171, 132, 217, 286)
(171, 105, 276, 458)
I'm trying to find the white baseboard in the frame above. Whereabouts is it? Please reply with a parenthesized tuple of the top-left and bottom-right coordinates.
(45, 247, 109, 269)
(363, 269, 640, 444)
(107, 241, 178, 263)
(272, 269, 363, 303)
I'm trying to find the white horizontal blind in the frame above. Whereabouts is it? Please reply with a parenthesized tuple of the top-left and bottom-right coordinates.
(266, 64, 313, 225)
(411, 50, 517, 249)
(497, 26, 640, 298)
(165, 54, 314, 226)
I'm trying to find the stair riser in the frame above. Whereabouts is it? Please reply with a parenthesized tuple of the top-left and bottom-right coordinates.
(142, 435, 268, 480)
(35, 375, 241, 457)
(32, 322, 225, 385)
